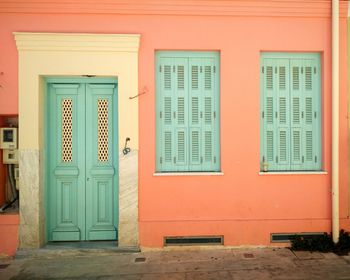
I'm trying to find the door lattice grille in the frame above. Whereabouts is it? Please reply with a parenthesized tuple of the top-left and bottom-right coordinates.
(98, 99, 109, 162)
(61, 99, 73, 162)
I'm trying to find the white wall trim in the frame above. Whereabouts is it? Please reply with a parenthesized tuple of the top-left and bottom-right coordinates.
(259, 171, 328, 176)
(153, 172, 224, 177)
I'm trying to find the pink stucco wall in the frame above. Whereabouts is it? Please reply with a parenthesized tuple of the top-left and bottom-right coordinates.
(0, 214, 19, 256)
(0, 117, 6, 206)
(0, 1, 348, 249)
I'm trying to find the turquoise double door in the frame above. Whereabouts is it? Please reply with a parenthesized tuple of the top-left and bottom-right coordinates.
(47, 79, 118, 241)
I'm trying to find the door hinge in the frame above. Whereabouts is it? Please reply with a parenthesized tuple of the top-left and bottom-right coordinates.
(262, 156, 265, 162)
(159, 65, 162, 72)
(160, 111, 162, 118)
(275, 67, 277, 74)
(174, 157, 176, 164)
(276, 156, 278, 163)
(314, 111, 317, 118)
(200, 111, 203, 118)
(213, 66, 216, 73)
(314, 67, 316, 74)
(200, 66, 202, 73)
(262, 111, 264, 118)
(315, 155, 317, 163)
(200, 156, 203, 164)
(275, 112, 278, 118)
(173, 66, 175, 72)
(160, 157, 163, 164)
(214, 156, 216, 163)
(173, 111, 176, 119)
(213, 111, 216, 118)
(262, 66, 264, 74)
(302, 156, 305, 163)
(301, 111, 304, 118)
(301, 67, 303, 74)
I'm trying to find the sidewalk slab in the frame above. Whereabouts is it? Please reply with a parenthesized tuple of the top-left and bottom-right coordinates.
(1, 248, 350, 280)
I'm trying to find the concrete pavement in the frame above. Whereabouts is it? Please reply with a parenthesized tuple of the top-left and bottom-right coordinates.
(1, 246, 350, 279)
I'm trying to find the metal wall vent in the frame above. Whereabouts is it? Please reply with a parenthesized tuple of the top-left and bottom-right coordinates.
(164, 236, 223, 246)
(271, 232, 325, 243)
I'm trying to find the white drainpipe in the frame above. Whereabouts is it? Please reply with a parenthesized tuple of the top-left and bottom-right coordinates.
(332, 0, 339, 243)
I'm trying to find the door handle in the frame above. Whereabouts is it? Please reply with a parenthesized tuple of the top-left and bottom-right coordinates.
(123, 137, 131, 155)
(87, 177, 90, 181)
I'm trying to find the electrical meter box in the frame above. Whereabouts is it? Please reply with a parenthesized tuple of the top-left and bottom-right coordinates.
(3, 149, 18, 164)
(0, 127, 17, 149)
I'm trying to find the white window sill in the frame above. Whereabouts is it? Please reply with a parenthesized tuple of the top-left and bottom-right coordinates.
(259, 171, 328, 175)
(153, 172, 224, 176)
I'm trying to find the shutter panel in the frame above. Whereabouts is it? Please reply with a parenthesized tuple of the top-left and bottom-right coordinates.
(290, 59, 304, 170)
(301, 58, 321, 170)
(201, 58, 220, 171)
(156, 58, 176, 171)
(174, 59, 189, 171)
(189, 59, 202, 170)
(276, 60, 290, 170)
(202, 62, 213, 171)
(261, 59, 278, 171)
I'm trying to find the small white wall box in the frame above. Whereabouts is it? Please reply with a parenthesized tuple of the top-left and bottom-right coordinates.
(3, 149, 18, 164)
(0, 127, 17, 149)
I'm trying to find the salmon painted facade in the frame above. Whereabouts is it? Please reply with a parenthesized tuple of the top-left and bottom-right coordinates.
(0, 0, 349, 255)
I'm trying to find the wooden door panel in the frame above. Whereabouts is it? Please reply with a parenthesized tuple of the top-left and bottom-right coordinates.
(48, 83, 86, 241)
(85, 84, 118, 240)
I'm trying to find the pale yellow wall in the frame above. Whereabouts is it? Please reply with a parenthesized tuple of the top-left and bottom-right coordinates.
(15, 33, 140, 248)
(15, 33, 140, 150)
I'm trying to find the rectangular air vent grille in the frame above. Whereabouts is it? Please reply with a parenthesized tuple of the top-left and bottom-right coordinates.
(271, 232, 325, 243)
(164, 236, 223, 246)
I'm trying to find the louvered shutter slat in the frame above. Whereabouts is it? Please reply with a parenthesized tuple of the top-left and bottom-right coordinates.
(164, 131, 172, 163)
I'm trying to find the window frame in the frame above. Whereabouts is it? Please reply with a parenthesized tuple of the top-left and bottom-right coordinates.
(260, 52, 322, 172)
(155, 51, 221, 173)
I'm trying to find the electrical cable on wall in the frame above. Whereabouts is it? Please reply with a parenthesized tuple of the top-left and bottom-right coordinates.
(0, 164, 18, 212)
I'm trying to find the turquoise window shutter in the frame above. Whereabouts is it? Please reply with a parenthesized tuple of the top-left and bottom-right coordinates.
(261, 53, 321, 172)
(201, 58, 219, 171)
(276, 59, 291, 171)
(290, 59, 304, 170)
(189, 58, 202, 170)
(156, 52, 220, 172)
(300, 58, 321, 170)
(156, 57, 175, 172)
(261, 59, 279, 171)
(174, 58, 189, 171)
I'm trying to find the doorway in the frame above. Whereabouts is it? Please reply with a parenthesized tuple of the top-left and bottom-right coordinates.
(46, 78, 118, 241)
